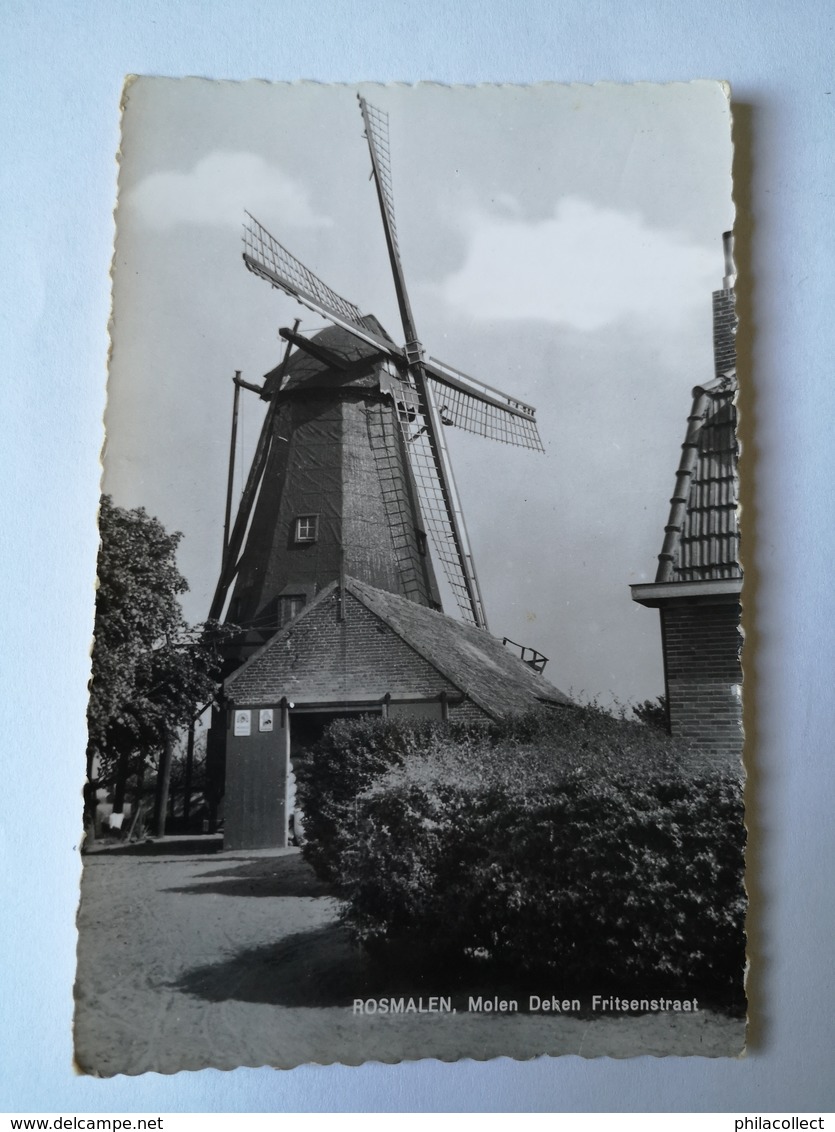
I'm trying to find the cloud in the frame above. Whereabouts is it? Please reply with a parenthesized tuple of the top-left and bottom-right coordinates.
(434, 197, 718, 332)
(125, 151, 331, 231)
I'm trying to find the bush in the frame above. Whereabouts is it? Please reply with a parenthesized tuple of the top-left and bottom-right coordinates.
(294, 714, 456, 880)
(298, 706, 746, 1003)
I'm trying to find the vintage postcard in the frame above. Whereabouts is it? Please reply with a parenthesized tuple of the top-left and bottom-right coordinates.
(75, 79, 745, 1073)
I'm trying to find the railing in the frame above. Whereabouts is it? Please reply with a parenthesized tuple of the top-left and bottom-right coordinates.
(502, 638, 548, 673)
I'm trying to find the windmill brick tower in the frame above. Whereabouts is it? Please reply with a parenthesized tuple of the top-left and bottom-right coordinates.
(206, 97, 570, 849)
(631, 232, 742, 764)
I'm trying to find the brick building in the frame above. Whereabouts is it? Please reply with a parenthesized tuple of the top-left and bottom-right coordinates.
(631, 233, 742, 764)
(218, 577, 570, 849)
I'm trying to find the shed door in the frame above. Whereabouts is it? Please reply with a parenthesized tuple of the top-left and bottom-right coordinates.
(224, 707, 289, 851)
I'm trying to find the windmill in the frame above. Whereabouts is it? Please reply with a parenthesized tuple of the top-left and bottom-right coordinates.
(210, 95, 544, 640)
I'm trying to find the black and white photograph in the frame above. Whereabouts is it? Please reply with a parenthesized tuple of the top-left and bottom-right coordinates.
(75, 79, 746, 1074)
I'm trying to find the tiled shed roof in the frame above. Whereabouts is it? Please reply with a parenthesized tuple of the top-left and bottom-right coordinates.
(656, 371, 741, 584)
(224, 575, 571, 718)
(346, 577, 571, 716)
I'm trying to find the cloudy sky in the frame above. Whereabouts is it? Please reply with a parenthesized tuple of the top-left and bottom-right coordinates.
(106, 80, 733, 707)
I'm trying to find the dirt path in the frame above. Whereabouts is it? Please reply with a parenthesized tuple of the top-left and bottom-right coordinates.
(74, 844, 745, 1075)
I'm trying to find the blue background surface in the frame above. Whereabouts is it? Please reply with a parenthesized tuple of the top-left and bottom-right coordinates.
(1, 0, 833, 1112)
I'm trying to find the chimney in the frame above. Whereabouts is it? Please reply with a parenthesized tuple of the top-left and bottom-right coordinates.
(722, 230, 736, 291)
(712, 231, 737, 377)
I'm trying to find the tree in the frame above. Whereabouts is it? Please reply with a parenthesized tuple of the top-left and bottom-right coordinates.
(86, 496, 230, 838)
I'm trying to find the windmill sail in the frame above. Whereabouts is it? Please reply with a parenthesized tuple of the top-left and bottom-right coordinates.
(360, 95, 490, 628)
(357, 99, 402, 258)
(358, 96, 422, 355)
(424, 357, 544, 451)
(242, 213, 399, 359)
(427, 376, 543, 449)
(380, 365, 487, 627)
(400, 392, 488, 628)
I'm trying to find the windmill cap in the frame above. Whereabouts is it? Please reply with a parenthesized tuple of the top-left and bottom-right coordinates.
(263, 318, 397, 396)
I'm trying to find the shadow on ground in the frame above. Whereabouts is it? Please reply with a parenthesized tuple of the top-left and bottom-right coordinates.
(174, 920, 745, 1017)
(85, 836, 224, 857)
(174, 923, 507, 1009)
(168, 853, 746, 1017)
(171, 853, 495, 1008)
(164, 854, 332, 899)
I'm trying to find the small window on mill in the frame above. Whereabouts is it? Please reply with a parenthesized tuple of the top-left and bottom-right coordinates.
(294, 515, 318, 543)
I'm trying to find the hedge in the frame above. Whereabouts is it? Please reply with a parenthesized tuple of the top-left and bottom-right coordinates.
(296, 707, 746, 1003)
